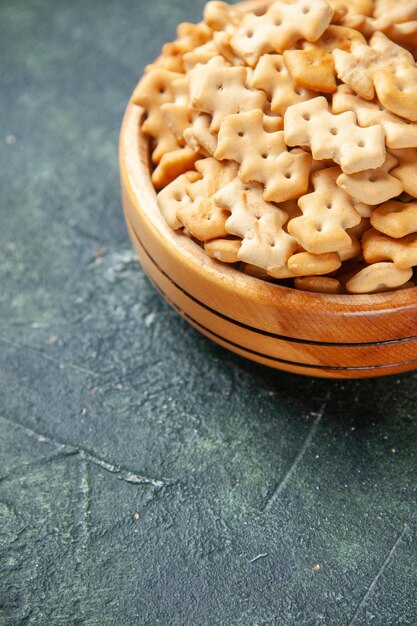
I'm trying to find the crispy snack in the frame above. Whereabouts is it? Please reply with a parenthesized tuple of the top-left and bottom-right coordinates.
(294, 275, 343, 294)
(327, 0, 374, 18)
(188, 56, 266, 132)
(332, 32, 415, 101)
(176, 158, 238, 241)
(336, 154, 403, 205)
(157, 171, 201, 230)
(284, 96, 386, 174)
(203, 1, 243, 31)
(133, 67, 184, 163)
(251, 54, 314, 116)
(153, 22, 213, 73)
(287, 167, 363, 254)
(287, 251, 342, 276)
(204, 238, 241, 263)
(332, 85, 417, 149)
(283, 47, 336, 94)
(151, 147, 200, 190)
(161, 77, 191, 143)
(215, 177, 298, 277)
(390, 148, 417, 198)
(215, 109, 311, 202)
(346, 262, 413, 293)
(370, 201, 417, 238)
(309, 24, 367, 51)
(183, 41, 220, 71)
(230, 0, 333, 66)
(363, 228, 417, 269)
(184, 113, 218, 156)
(374, 64, 417, 122)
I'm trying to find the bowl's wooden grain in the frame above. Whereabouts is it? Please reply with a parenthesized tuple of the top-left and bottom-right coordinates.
(119, 1, 417, 379)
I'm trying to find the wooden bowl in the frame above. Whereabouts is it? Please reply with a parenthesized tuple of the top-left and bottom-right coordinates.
(119, 5, 417, 379)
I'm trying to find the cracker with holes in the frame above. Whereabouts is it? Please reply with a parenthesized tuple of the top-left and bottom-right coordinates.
(176, 158, 238, 241)
(336, 154, 403, 206)
(284, 97, 386, 174)
(374, 64, 417, 123)
(363, 228, 417, 269)
(251, 54, 314, 116)
(133, 67, 184, 163)
(161, 77, 191, 143)
(157, 171, 201, 230)
(332, 85, 417, 149)
(215, 177, 298, 277)
(332, 31, 415, 101)
(215, 109, 311, 203)
(230, 0, 333, 66)
(287, 167, 363, 255)
(371, 200, 417, 238)
(283, 47, 336, 94)
(188, 56, 266, 132)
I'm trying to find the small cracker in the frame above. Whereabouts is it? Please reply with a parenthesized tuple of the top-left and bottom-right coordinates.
(151, 147, 200, 190)
(294, 275, 343, 294)
(184, 113, 218, 157)
(346, 262, 413, 293)
(374, 64, 417, 123)
(215, 109, 311, 203)
(283, 47, 336, 94)
(332, 85, 417, 149)
(251, 54, 314, 116)
(188, 56, 266, 132)
(332, 31, 415, 101)
(203, 1, 243, 31)
(214, 177, 298, 277)
(161, 77, 191, 143)
(370, 200, 417, 238)
(157, 171, 201, 230)
(338, 235, 362, 261)
(390, 148, 417, 198)
(336, 154, 403, 206)
(327, 0, 374, 18)
(287, 167, 363, 254)
(288, 251, 341, 276)
(133, 67, 183, 163)
(176, 158, 238, 241)
(204, 238, 241, 263)
(183, 41, 219, 72)
(284, 96, 386, 174)
(309, 24, 367, 51)
(363, 228, 417, 269)
(230, 0, 333, 66)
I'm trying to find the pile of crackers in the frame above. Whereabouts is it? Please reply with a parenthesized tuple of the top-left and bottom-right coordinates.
(133, 0, 417, 295)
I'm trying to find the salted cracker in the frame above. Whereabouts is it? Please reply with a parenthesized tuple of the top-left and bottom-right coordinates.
(389, 148, 417, 198)
(184, 113, 218, 157)
(152, 147, 200, 190)
(188, 56, 266, 132)
(287, 167, 363, 255)
(176, 158, 238, 241)
(133, 67, 184, 163)
(332, 31, 415, 101)
(346, 262, 413, 293)
(374, 64, 417, 123)
(204, 238, 241, 263)
(215, 109, 311, 203)
(336, 154, 403, 206)
(214, 177, 298, 278)
(229, 0, 333, 67)
(332, 85, 417, 149)
(363, 228, 417, 269)
(284, 96, 386, 174)
(370, 200, 417, 238)
(157, 171, 201, 230)
(283, 47, 336, 94)
(287, 251, 341, 276)
(251, 54, 314, 116)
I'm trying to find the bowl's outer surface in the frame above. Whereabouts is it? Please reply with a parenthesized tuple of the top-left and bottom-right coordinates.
(120, 29, 417, 378)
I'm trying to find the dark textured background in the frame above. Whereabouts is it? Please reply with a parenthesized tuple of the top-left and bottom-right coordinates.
(0, 0, 416, 624)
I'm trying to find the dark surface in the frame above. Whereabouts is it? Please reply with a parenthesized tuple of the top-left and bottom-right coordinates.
(0, 0, 416, 624)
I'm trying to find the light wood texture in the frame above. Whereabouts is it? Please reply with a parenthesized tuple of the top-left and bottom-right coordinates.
(119, 3, 417, 379)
